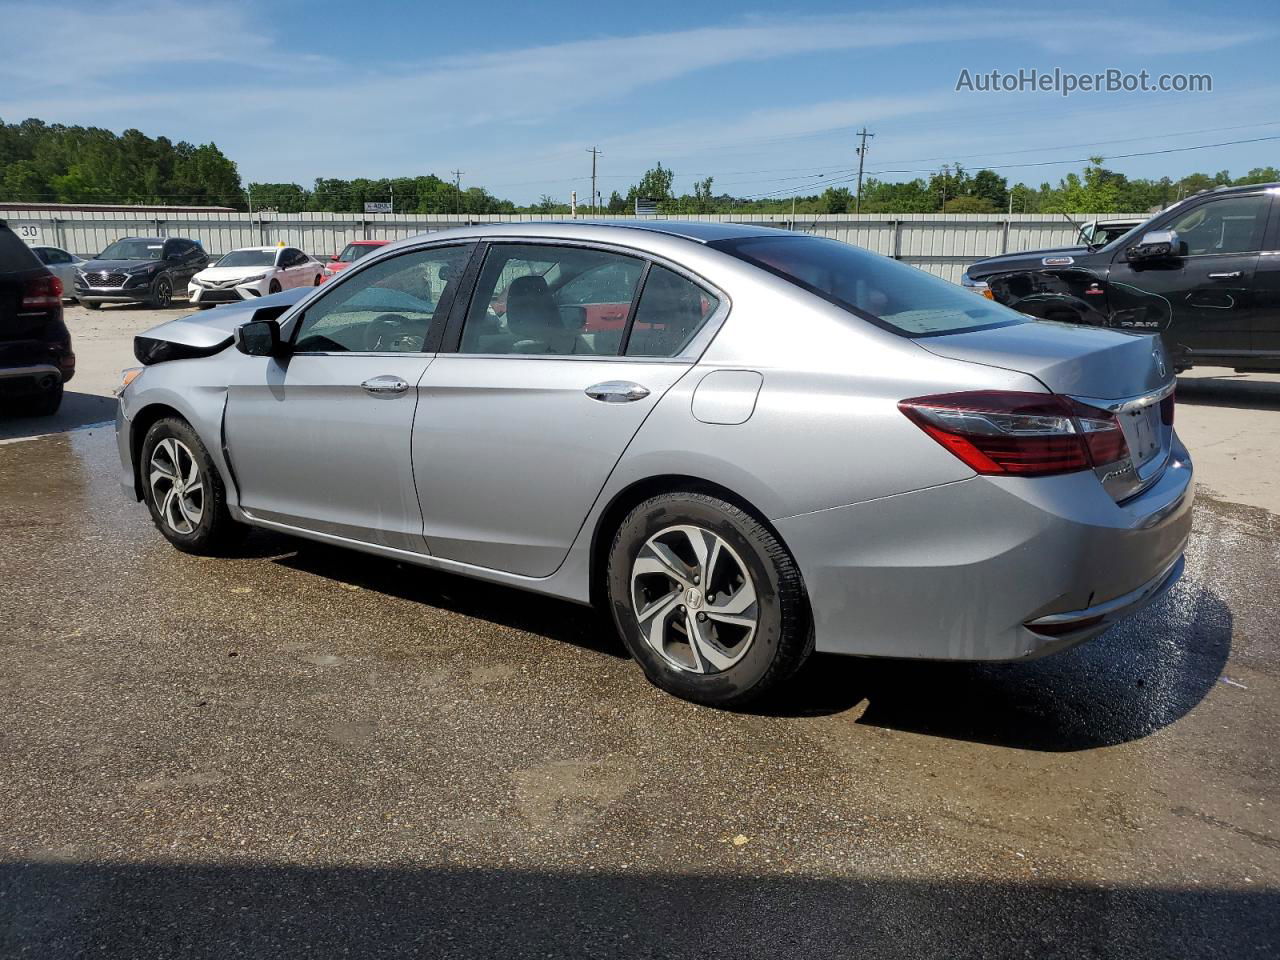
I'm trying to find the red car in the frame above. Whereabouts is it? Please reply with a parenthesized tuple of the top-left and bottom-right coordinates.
(321, 240, 389, 281)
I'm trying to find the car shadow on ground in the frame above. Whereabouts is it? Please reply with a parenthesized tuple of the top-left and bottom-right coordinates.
(2, 861, 1275, 958)
(268, 536, 628, 661)
(0, 392, 117, 442)
(253, 532, 1228, 752)
(765, 581, 1232, 752)
(1176, 373, 1280, 410)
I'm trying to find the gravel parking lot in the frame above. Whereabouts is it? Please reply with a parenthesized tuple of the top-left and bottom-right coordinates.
(1, 302, 1278, 958)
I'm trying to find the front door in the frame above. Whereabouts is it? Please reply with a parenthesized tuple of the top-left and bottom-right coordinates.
(413, 242, 723, 577)
(223, 242, 473, 550)
(1107, 191, 1272, 360)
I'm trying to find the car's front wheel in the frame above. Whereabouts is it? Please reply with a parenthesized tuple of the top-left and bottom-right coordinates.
(140, 418, 242, 554)
(606, 492, 812, 708)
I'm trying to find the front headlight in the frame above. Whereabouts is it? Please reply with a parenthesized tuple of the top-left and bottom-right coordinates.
(961, 273, 994, 299)
(237, 274, 268, 285)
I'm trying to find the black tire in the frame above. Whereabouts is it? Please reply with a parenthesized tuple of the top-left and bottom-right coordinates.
(23, 382, 63, 416)
(149, 275, 173, 308)
(269, 280, 282, 294)
(81, 300, 101, 310)
(140, 417, 243, 554)
(606, 492, 812, 708)
(196, 303, 215, 310)
(313, 274, 323, 286)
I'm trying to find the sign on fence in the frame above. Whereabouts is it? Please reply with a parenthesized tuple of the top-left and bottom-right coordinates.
(12, 223, 42, 245)
(363, 202, 393, 214)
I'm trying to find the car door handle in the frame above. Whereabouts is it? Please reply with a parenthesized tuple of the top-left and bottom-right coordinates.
(585, 380, 651, 403)
(1208, 271, 1242, 280)
(361, 375, 409, 395)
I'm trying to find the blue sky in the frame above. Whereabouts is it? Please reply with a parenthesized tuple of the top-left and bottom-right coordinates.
(1, 0, 1276, 204)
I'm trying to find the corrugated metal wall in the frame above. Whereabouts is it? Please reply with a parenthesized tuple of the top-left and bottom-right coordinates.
(2, 210, 1148, 283)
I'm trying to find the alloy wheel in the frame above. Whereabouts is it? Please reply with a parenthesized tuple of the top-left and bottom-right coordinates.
(149, 438, 205, 535)
(154, 278, 171, 307)
(629, 524, 759, 674)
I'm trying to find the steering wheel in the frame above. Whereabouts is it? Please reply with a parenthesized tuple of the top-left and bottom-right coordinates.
(362, 313, 411, 352)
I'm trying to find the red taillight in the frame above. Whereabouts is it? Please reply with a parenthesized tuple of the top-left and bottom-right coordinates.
(899, 390, 1130, 477)
(22, 274, 62, 309)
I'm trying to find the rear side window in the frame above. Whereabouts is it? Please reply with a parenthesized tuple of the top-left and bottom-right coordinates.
(625, 266, 719, 357)
(711, 235, 1025, 338)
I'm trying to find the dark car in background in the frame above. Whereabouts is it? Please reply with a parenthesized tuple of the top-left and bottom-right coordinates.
(74, 236, 210, 309)
(0, 220, 74, 415)
(963, 183, 1280, 372)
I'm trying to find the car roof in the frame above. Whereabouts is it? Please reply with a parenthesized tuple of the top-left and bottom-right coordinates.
(348, 239, 389, 245)
(388, 220, 792, 247)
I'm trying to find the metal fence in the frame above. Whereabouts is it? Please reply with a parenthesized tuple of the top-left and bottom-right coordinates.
(2, 209, 1150, 283)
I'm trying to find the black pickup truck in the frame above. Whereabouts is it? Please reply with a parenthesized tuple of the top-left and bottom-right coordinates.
(0, 220, 74, 415)
(963, 182, 1280, 372)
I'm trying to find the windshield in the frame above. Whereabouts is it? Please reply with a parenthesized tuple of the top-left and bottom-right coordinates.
(99, 239, 164, 260)
(337, 243, 379, 263)
(1095, 217, 1157, 253)
(216, 250, 276, 267)
(712, 235, 1026, 338)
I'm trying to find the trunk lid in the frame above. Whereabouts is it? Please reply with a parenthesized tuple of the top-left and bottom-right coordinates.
(917, 319, 1170, 400)
(918, 319, 1177, 501)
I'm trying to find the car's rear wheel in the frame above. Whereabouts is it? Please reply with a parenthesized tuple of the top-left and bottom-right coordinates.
(22, 381, 63, 416)
(149, 276, 172, 308)
(313, 274, 322, 285)
(141, 418, 242, 554)
(606, 492, 812, 708)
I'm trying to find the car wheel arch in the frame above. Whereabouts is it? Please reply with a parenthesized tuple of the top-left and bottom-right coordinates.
(587, 473, 802, 611)
(128, 402, 186, 500)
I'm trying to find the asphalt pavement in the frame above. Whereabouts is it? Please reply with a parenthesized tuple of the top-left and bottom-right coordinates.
(0, 302, 1277, 958)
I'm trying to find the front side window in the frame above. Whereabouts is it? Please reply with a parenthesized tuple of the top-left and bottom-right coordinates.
(459, 244, 645, 356)
(712, 235, 1024, 338)
(1167, 194, 1269, 256)
(293, 244, 471, 354)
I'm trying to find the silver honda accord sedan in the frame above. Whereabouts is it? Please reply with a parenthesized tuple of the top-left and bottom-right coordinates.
(116, 221, 1193, 707)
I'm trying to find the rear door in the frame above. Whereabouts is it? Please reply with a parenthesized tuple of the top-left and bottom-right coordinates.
(413, 241, 723, 577)
(1252, 194, 1280, 359)
(223, 242, 473, 550)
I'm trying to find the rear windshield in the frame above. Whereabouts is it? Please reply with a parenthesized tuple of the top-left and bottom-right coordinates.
(217, 250, 276, 267)
(711, 235, 1026, 338)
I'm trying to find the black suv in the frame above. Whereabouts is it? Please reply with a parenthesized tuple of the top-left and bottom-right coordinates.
(963, 183, 1280, 372)
(74, 236, 209, 309)
(0, 220, 74, 415)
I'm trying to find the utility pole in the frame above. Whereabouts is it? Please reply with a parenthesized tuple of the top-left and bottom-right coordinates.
(854, 128, 874, 214)
(452, 169, 463, 216)
(586, 147, 602, 216)
(390, 184, 394, 215)
(940, 164, 950, 209)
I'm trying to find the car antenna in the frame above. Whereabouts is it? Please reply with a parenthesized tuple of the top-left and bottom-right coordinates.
(1060, 211, 1097, 249)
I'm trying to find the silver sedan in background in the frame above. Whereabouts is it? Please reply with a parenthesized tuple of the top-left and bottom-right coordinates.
(115, 222, 1192, 707)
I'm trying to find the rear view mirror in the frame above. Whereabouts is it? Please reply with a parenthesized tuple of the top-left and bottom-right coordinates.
(1127, 229, 1180, 262)
(235, 319, 282, 357)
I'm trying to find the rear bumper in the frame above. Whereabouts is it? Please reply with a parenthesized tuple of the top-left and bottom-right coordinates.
(0, 363, 63, 398)
(776, 433, 1194, 661)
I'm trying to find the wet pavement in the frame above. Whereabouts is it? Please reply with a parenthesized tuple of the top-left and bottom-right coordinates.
(1, 426, 1277, 958)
